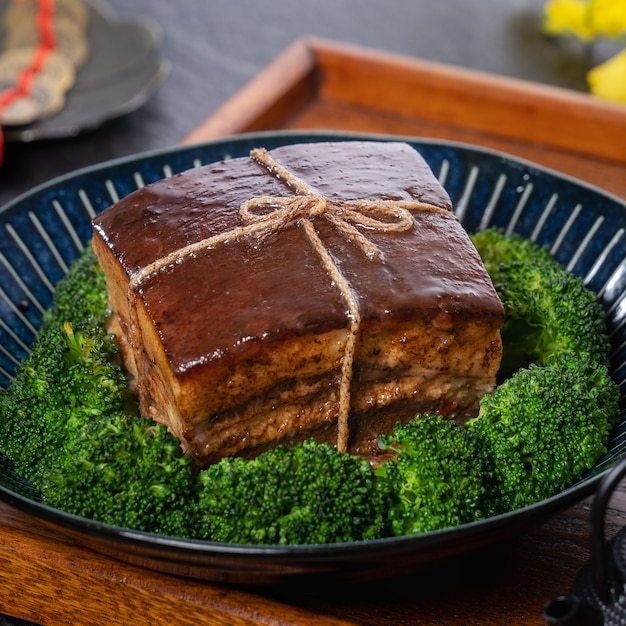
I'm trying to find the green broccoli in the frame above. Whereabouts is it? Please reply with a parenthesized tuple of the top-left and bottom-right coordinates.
(471, 228, 611, 379)
(0, 243, 118, 485)
(466, 352, 620, 514)
(0, 321, 128, 487)
(470, 227, 555, 284)
(41, 243, 109, 330)
(376, 414, 488, 535)
(0, 245, 198, 537)
(42, 412, 199, 537)
(466, 228, 619, 513)
(196, 439, 388, 544)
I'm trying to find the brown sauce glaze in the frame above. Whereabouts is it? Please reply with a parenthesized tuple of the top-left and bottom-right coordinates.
(92, 141, 502, 377)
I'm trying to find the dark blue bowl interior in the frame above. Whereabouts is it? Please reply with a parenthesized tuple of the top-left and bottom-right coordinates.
(1, 130, 625, 583)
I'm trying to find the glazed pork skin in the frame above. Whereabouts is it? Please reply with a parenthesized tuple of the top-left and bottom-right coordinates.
(91, 141, 504, 466)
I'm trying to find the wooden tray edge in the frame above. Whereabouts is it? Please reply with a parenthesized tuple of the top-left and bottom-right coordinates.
(182, 36, 626, 165)
(181, 37, 318, 145)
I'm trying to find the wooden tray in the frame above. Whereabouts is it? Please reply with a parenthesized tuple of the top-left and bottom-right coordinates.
(183, 36, 626, 200)
(3, 37, 626, 626)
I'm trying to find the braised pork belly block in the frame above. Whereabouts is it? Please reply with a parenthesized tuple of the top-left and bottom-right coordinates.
(91, 141, 504, 466)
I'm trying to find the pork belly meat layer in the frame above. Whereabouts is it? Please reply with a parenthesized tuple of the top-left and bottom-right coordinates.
(92, 141, 504, 466)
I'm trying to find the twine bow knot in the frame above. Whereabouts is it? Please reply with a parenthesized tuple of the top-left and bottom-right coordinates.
(239, 162, 422, 261)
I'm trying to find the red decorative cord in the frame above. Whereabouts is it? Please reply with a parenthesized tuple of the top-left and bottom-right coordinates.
(0, 0, 56, 166)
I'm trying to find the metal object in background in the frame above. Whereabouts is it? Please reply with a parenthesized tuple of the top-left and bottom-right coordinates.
(543, 456, 626, 625)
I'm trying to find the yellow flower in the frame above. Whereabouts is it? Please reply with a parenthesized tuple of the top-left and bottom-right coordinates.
(544, 0, 626, 104)
(543, 0, 595, 40)
(588, 49, 626, 103)
(588, 0, 626, 38)
(544, 0, 626, 39)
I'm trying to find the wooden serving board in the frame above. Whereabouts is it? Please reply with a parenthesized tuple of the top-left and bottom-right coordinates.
(183, 36, 626, 201)
(2, 37, 626, 626)
(3, 489, 626, 626)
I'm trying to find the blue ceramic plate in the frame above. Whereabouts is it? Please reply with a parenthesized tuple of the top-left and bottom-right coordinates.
(1, 130, 625, 584)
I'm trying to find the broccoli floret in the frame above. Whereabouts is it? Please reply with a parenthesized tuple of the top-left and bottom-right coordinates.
(470, 228, 555, 284)
(495, 261, 610, 373)
(42, 413, 199, 537)
(468, 229, 619, 513)
(196, 439, 388, 544)
(466, 352, 620, 514)
(1, 244, 120, 485)
(0, 246, 198, 537)
(0, 323, 69, 484)
(0, 321, 128, 487)
(471, 228, 611, 378)
(376, 414, 488, 535)
(41, 244, 109, 330)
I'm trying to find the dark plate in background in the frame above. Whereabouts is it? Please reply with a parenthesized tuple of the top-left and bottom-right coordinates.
(0, 0, 169, 142)
(0, 130, 625, 584)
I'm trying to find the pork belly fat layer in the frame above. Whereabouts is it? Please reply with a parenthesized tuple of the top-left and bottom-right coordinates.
(180, 316, 503, 465)
(91, 141, 503, 466)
